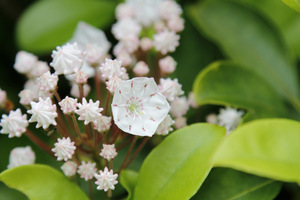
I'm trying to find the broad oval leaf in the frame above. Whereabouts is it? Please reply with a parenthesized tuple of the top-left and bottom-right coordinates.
(193, 61, 295, 119)
(213, 119, 300, 184)
(0, 164, 88, 200)
(16, 0, 115, 54)
(187, 0, 299, 100)
(133, 123, 226, 200)
(282, 0, 300, 13)
(192, 168, 282, 200)
(120, 170, 139, 200)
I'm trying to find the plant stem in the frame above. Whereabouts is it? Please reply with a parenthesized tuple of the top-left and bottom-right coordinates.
(79, 84, 84, 102)
(104, 92, 111, 116)
(118, 136, 138, 173)
(25, 130, 53, 157)
(94, 68, 101, 101)
(124, 137, 149, 168)
(88, 180, 94, 200)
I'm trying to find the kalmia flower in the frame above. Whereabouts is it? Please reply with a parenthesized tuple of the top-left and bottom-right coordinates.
(100, 58, 128, 80)
(37, 71, 58, 92)
(174, 116, 187, 129)
(158, 78, 184, 102)
(153, 31, 180, 54)
(133, 61, 149, 77)
(28, 61, 50, 78)
(159, 0, 182, 20)
(77, 161, 97, 181)
(95, 167, 118, 192)
(74, 71, 88, 84)
(27, 97, 57, 129)
(8, 146, 35, 169)
(93, 115, 112, 133)
(159, 56, 176, 75)
(156, 114, 174, 135)
(218, 107, 244, 133)
(59, 96, 78, 115)
(99, 144, 117, 161)
(0, 88, 7, 108)
(61, 161, 78, 177)
(0, 109, 28, 138)
(75, 98, 103, 125)
(140, 37, 153, 51)
(112, 19, 141, 40)
(85, 44, 105, 66)
(188, 92, 198, 108)
(111, 77, 170, 136)
(206, 113, 218, 125)
(106, 76, 122, 94)
(116, 3, 134, 20)
(14, 51, 38, 74)
(52, 137, 76, 161)
(170, 96, 189, 118)
(167, 16, 184, 33)
(70, 83, 91, 98)
(19, 89, 35, 106)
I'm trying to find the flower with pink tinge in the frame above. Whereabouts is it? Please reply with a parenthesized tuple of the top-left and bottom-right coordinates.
(170, 96, 189, 118)
(156, 114, 174, 135)
(116, 52, 135, 67)
(52, 137, 76, 161)
(61, 161, 77, 177)
(14, 51, 38, 74)
(100, 58, 128, 80)
(59, 96, 78, 115)
(74, 71, 88, 84)
(85, 44, 106, 66)
(0, 88, 7, 107)
(50, 43, 85, 75)
(70, 83, 91, 98)
(133, 61, 149, 77)
(8, 146, 35, 169)
(174, 117, 186, 129)
(100, 144, 117, 161)
(167, 16, 184, 33)
(159, 0, 182, 20)
(93, 115, 112, 133)
(0, 109, 28, 138)
(27, 97, 57, 129)
(19, 89, 34, 106)
(106, 76, 122, 94)
(28, 61, 50, 78)
(154, 20, 168, 33)
(77, 161, 97, 181)
(159, 56, 176, 75)
(218, 107, 244, 133)
(75, 98, 103, 125)
(140, 37, 153, 51)
(37, 71, 58, 92)
(188, 92, 198, 108)
(158, 78, 184, 102)
(24, 79, 39, 100)
(116, 3, 134, 20)
(206, 113, 218, 124)
(153, 31, 180, 54)
(111, 77, 170, 137)
(116, 36, 139, 54)
(95, 167, 118, 192)
(112, 19, 141, 40)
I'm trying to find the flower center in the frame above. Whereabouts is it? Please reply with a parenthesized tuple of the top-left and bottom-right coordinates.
(127, 97, 143, 116)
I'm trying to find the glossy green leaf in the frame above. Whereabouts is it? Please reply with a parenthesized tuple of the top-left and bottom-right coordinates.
(187, 0, 299, 100)
(133, 124, 226, 200)
(120, 170, 139, 200)
(213, 119, 300, 184)
(192, 168, 282, 200)
(193, 61, 293, 119)
(282, 0, 300, 12)
(0, 164, 88, 200)
(16, 0, 115, 54)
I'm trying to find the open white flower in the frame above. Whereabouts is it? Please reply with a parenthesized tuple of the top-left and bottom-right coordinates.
(95, 167, 118, 192)
(0, 109, 28, 138)
(8, 146, 35, 169)
(111, 77, 170, 137)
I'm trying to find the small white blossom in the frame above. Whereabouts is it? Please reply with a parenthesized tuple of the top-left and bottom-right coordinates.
(159, 0, 182, 20)
(85, 44, 106, 66)
(159, 56, 176, 75)
(77, 161, 97, 181)
(218, 107, 244, 133)
(28, 61, 50, 78)
(206, 113, 218, 124)
(8, 146, 35, 169)
(116, 3, 134, 20)
(156, 114, 174, 135)
(112, 19, 141, 40)
(93, 116, 112, 133)
(116, 36, 139, 54)
(154, 20, 168, 33)
(74, 71, 88, 84)
(116, 52, 134, 67)
(52, 137, 76, 161)
(0, 88, 7, 108)
(133, 61, 149, 77)
(106, 76, 122, 94)
(111, 77, 170, 137)
(24, 79, 39, 100)
(99, 144, 117, 161)
(100, 58, 128, 80)
(61, 161, 77, 177)
(174, 117, 187, 129)
(37, 71, 58, 92)
(50, 43, 85, 75)
(95, 167, 118, 192)
(14, 51, 38, 74)
(59, 96, 78, 114)
(19, 89, 34, 106)
(75, 98, 103, 125)
(170, 96, 189, 118)
(153, 31, 180, 54)
(27, 97, 57, 129)
(159, 78, 184, 102)
(167, 16, 184, 33)
(140, 37, 153, 51)
(0, 109, 28, 138)
(70, 83, 91, 98)
(188, 92, 198, 108)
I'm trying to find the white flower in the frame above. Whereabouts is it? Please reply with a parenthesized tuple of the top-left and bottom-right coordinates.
(70, 83, 91, 98)
(61, 161, 77, 177)
(37, 71, 58, 92)
(14, 51, 38, 74)
(8, 146, 35, 169)
(158, 78, 184, 102)
(174, 117, 186, 129)
(75, 98, 103, 125)
(0, 109, 28, 138)
(100, 144, 117, 161)
(28, 61, 50, 78)
(0, 88, 7, 107)
(140, 37, 153, 51)
(59, 96, 78, 114)
(50, 43, 85, 75)
(159, 56, 176, 75)
(74, 71, 88, 84)
(159, 0, 182, 20)
(115, 52, 135, 67)
(116, 36, 139, 54)
(100, 58, 128, 80)
(116, 3, 134, 20)
(206, 113, 218, 124)
(111, 77, 170, 137)
(170, 96, 189, 118)
(112, 19, 141, 40)
(19, 89, 34, 105)
(188, 92, 198, 108)
(24, 79, 39, 100)
(167, 16, 184, 33)
(153, 31, 180, 54)
(85, 44, 106, 66)
(106, 76, 122, 94)
(93, 116, 112, 133)
(156, 114, 174, 135)
(133, 61, 149, 77)
(77, 161, 97, 181)
(95, 167, 118, 192)
(27, 97, 57, 129)
(218, 107, 244, 133)
(52, 137, 76, 161)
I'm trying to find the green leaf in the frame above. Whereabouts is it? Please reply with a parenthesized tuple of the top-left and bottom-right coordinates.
(193, 61, 294, 119)
(120, 170, 139, 200)
(192, 168, 282, 200)
(282, 0, 300, 13)
(133, 124, 226, 200)
(213, 119, 300, 184)
(0, 164, 88, 200)
(16, 0, 115, 54)
(187, 0, 299, 100)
